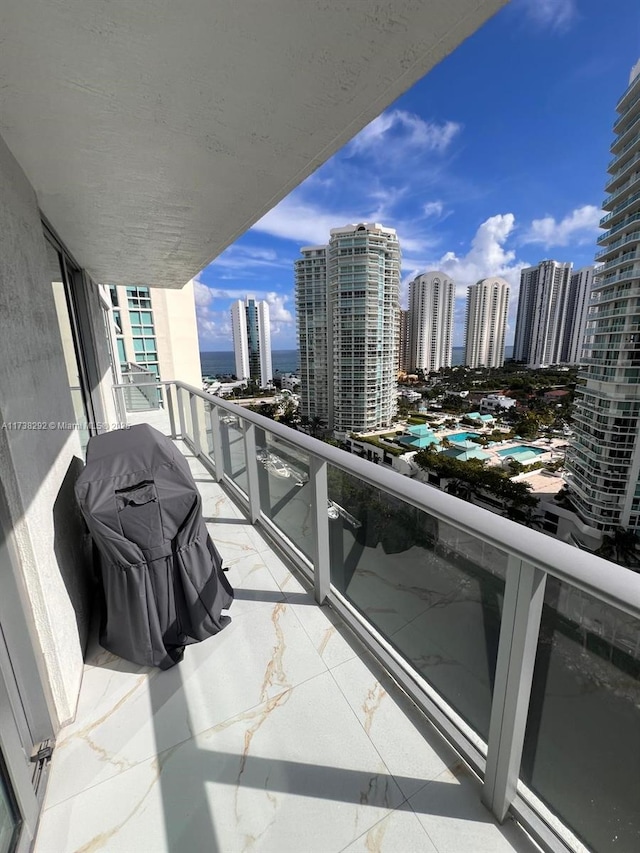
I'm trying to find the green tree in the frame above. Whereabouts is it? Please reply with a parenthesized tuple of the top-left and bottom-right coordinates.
(595, 527, 640, 570)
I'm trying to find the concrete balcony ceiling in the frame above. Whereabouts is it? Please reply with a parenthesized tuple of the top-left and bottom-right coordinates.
(0, 0, 505, 287)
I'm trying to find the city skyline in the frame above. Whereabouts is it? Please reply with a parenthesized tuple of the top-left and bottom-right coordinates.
(193, 0, 640, 351)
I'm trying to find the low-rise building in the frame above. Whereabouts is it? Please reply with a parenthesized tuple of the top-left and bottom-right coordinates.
(480, 394, 516, 413)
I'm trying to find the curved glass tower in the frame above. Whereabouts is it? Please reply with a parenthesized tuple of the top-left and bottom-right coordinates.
(567, 60, 640, 533)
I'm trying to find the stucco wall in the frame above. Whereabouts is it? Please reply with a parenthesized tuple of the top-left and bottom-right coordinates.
(153, 279, 202, 387)
(0, 133, 90, 729)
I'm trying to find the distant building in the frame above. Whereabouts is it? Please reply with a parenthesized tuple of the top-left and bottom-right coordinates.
(230, 296, 273, 388)
(563, 266, 595, 365)
(295, 245, 330, 422)
(399, 308, 411, 372)
(513, 260, 573, 367)
(109, 280, 201, 387)
(567, 59, 640, 537)
(407, 271, 454, 373)
(295, 223, 400, 433)
(480, 393, 516, 414)
(464, 277, 510, 368)
(280, 373, 300, 392)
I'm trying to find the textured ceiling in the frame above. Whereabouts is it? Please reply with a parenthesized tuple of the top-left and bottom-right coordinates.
(0, 0, 506, 287)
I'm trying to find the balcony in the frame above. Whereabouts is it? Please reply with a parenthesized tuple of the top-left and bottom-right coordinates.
(35, 382, 640, 853)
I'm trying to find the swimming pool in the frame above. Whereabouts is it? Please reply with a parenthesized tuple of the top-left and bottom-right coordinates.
(496, 445, 545, 457)
(447, 432, 481, 442)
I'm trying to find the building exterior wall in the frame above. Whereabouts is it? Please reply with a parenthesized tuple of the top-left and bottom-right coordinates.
(112, 281, 201, 388)
(0, 133, 90, 728)
(328, 223, 400, 433)
(231, 296, 273, 388)
(295, 246, 329, 422)
(464, 277, 509, 368)
(567, 61, 640, 534)
(513, 260, 573, 368)
(151, 279, 202, 387)
(564, 266, 595, 365)
(407, 271, 454, 373)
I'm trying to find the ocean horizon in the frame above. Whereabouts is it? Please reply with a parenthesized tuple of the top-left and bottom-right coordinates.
(201, 346, 515, 377)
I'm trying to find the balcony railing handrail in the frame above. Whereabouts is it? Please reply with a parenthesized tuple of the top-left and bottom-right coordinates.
(155, 379, 640, 621)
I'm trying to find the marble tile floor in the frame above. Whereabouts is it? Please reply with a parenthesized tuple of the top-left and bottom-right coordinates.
(34, 432, 541, 853)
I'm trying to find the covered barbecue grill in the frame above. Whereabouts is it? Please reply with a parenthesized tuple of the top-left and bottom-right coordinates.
(75, 423, 233, 669)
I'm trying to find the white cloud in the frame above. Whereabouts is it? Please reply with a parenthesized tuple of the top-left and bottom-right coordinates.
(265, 292, 293, 325)
(401, 214, 529, 342)
(253, 197, 370, 244)
(423, 201, 444, 219)
(349, 110, 461, 156)
(522, 204, 601, 247)
(518, 0, 577, 30)
(194, 281, 214, 307)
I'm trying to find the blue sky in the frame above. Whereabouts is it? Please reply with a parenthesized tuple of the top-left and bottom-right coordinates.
(194, 0, 640, 351)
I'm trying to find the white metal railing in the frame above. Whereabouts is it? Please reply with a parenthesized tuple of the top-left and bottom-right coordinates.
(112, 379, 640, 853)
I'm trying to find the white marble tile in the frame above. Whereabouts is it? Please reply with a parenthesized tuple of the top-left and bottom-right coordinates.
(331, 656, 457, 800)
(37, 672, 406, 853)
(408, 764, 540, 853)
(342, 805, 437, 853)
(43, 600, 327, 810)
(258, 547, 309, 597)
(206, 520, 261, 566)
(287, 593, 360, 670)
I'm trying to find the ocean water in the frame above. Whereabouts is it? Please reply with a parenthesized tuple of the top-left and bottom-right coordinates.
(200, 346, 514, 377)
(200, 350, 299, 378)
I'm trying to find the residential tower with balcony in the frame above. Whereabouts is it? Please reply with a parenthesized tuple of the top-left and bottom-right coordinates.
(567, 60, 640, 534)
(464, 277, 510, 368)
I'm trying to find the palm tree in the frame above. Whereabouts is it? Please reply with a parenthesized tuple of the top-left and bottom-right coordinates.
(446, 479, 475, 503)
(503, 503, 542, 528)
(596, 527, 640, 570)
(310, 416, 326, 438)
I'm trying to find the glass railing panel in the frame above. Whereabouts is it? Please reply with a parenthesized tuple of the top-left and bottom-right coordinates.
(327, 466, 507, 740)
(520, 577, 640, 853)
(220, 412, 248, 496)
(204, 402, 215, 472)
(177, 388, 193, 442)
(255, 428, 314, 561)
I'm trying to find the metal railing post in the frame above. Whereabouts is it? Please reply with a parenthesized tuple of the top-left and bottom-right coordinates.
(114, 385, 127, 426)
(483, 557, 547, 822)
(190, 392, 202, 456)
(208, 403, 224, 483)
(166, 384, 177, 439)
(310, 456, 330, 605)
(243, 422, 261, 524)
(176, 386, 187, 439)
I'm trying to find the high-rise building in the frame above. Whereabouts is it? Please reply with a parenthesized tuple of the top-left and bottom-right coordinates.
(566, 60, 640, 535)
(230, 296, 273, 388)
(399, 309, 411, 373)
(295, 223, 400, 433)
(513, 260, 572, 368)
(109, 280, 201, 387)
(463, 277, 510, 368)
(407, 271, 454, 373)
(562, 266, 595, 365)
(295, 245, 329, 421)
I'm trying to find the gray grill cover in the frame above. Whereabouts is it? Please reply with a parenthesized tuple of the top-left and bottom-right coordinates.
(75, 424, 233, 669)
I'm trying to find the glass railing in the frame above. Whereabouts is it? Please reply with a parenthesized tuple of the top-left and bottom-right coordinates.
(605, 151, 640, 194)
(598, 211, 640, 244)
(608, 132, 640, 171)
(595, 228, 640, 259)
(600, 189, 640, 225)
(136, 380, 640, 853)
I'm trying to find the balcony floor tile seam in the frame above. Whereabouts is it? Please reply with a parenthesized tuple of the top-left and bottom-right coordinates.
(326, 653, 464, 799)
(42, 653, 338, 815)
(336, 795, 436, 853)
